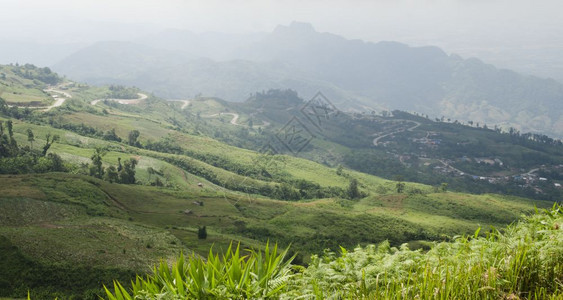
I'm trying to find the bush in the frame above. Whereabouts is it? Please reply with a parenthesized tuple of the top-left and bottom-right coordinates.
(197, 226, 207, 239)
(105, 243, 294, 299)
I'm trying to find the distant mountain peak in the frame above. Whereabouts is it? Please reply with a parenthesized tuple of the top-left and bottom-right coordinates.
(290, 21, 316, 31)
(274, 22, 316, 34)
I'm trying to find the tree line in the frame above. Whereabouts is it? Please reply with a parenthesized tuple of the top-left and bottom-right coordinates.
(0, 120, 66, 174)
(87, 147, 137, 184)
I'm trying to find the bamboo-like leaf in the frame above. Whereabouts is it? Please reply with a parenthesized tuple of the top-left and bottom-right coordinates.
(474, 227, 481, 239)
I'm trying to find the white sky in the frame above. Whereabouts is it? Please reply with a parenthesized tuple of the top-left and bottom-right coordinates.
(1, 0, 562, 45)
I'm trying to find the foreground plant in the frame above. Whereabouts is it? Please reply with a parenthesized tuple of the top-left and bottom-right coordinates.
(105, 242, 294, 299)
(285, 203, 563, 299)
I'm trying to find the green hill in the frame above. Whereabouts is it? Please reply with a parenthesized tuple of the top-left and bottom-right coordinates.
(0, 64, 62, 107)
(178, 89, 563, 201)
(0, 66, 558, 298)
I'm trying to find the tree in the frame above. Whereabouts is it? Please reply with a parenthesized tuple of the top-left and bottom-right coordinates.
(0, 120, 18, 157)
(6, 120, 16, 147)
(336, 164, 344, 176)
(347, 178, 360, 199)
(396, 182, 405, 193)
(89, 147, 107, 179)
(440, 182, 448, 192)
(47, 153, 65, 172)
(394, 175, 405, 193)
(26, 128, 34, 149)
(198, 226, 207, 239)
(0, 122, 10, 158)
(152, 177, 164, 187)
(42, 133, 59, 156)
(103, 128, 121, 142)
(128, 130, 141, 147)
(147, 167, 155, 181)
(119, 158, 137, 184)
(104, 165, 119, 183)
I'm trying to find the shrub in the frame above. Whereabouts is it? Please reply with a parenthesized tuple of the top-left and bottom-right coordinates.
(105, 243, 294, 299)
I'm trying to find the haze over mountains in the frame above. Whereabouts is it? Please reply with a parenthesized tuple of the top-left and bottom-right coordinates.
(51, 22, 563, 138)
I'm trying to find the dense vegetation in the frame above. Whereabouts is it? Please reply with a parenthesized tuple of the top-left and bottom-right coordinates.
(0, 120, 67, 174)
(106, 204, 563, 299)
(11, 64, 61, 86)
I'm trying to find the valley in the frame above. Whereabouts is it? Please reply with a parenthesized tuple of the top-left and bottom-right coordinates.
(0, 64, 561, 299)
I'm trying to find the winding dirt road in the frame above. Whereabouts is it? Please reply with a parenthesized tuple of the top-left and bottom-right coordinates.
(90, 93, 148, 106)
(204, 113, 240, 125)
(204, 112, 270, 127)
(372, 120, 421, 146)
(8, 88, 72, 111)
(44, 88, 72, 99)
(167, 99, 191, 109)
(42, 97, 67, 112)
(223, 113, 239, 125)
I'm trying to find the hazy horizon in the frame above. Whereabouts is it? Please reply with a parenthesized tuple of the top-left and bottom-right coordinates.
(2, 0, 562, 40)
(1, 0, 563, 81)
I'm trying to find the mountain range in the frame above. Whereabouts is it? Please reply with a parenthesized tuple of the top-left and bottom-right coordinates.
(52, 22, 563, 138)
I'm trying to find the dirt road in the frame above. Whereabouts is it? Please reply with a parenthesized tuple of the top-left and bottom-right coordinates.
(373, 120, 421, 146)
(204, 112, 270, 127)
(90, 93, 148, 106)
(9, 88, 72, 111)
(167, 99, 191, 109)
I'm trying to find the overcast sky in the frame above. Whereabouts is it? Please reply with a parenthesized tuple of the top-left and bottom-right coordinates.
(2, 0, 563, 79)
(2, 0, 562, 45)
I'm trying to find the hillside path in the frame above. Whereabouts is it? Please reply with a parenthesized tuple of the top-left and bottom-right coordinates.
(166, 99, 191, 109)
(203, 112, 270, 127)
(8, 88, 72, 111)
(373, 120, 421, 146)
(203, 112, 240, 125)
(90, 93, 148, 106)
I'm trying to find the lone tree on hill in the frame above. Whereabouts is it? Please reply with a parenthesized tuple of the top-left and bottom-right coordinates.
(118, 158, 137, 184)
(147, 167, 155, 181)
(395, 175, 405, 193)
(440, 182, 448, 192)
(26, 128, 34, 149)
(90, 147, 107, 179)
(42, 133, 59, 156)
(347, 178, 360, 199)
(128, 130, 141, 147)
(198, 226, 207, 239)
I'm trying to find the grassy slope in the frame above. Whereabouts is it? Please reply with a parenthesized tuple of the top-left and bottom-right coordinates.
(0, 65, 52, 104)
(189, 97, 563, 177)
(105, 205, 563, 299)
(0, 74, 557, 298)
(2, 84, 553, 250)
